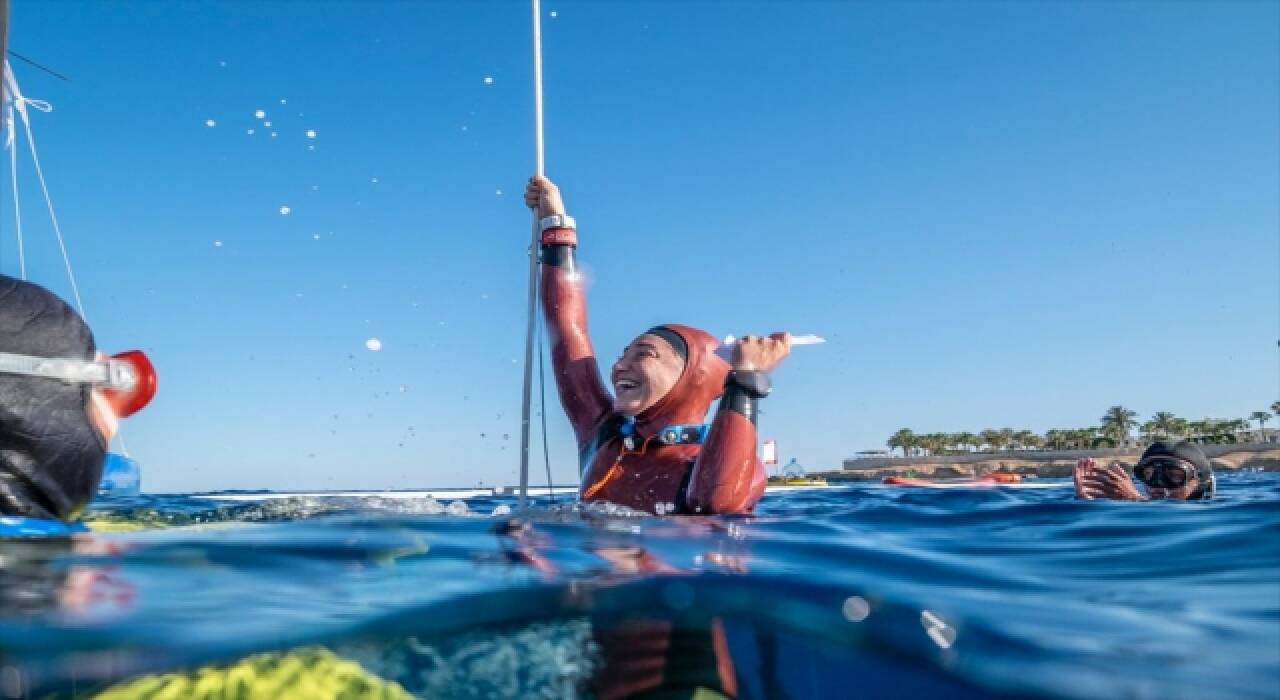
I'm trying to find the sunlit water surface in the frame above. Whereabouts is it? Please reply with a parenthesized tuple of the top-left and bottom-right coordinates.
(1, 474, 1277, 699)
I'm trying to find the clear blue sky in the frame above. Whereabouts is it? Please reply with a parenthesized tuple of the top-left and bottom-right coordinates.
(3, 1, 1276, 492)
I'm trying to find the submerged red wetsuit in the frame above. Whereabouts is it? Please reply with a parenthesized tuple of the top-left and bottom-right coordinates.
(539, 231, 766, 516)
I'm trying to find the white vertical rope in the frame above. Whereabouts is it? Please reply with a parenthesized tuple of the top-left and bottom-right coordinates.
(518, 0, 545, 512)
(4, 62, 25, 279)
(6, 97, 24, 280)
(532, 0, 544, 178)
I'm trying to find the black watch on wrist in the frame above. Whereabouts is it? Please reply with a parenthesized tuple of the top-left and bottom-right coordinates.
(726, 370, 771, 399)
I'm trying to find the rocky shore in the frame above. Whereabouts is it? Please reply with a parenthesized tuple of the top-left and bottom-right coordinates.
(820, 446, 1280, 481)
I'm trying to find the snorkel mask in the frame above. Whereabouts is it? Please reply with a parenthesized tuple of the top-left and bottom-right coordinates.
(0, 349, 157, 417)
(1132, 458, 1196, 490)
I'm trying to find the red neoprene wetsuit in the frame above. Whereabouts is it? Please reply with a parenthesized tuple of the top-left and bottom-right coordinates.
(539, 233, 767, 516)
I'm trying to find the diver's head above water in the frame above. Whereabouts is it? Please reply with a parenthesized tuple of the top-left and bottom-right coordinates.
(611, 325, 725, 424)
(1075, 440, 1215, 502)
(1134, 441, 1214, 501)
(0, 275, 156, 521)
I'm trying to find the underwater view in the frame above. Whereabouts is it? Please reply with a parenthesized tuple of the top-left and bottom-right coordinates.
(0, 474, 1274, 699)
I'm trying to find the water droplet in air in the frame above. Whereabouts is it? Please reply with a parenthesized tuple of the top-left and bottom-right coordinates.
(495, 189, 503, 196)
(280, 98, 287, 105)
(365, 338, 383, 352)
(312, 233, 321, 240)
(205, 119, 217, 127)
(371, 177, 379, 184)
(264, 121, 272, 127)
(305, 129, 317, 139)
(483, 75, 494, 85)
(550, 10, 558, 18)
(247, 129, 255, 135)
(213, 240, 223, 248)
(218, 60, 227, 67)
(279, 206, 292, 216)
(254, 109, 266, 119)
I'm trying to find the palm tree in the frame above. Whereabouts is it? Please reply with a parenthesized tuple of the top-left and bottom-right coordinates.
(1013, 430, 1038, 451)
(1100, 406, 1139, 443)
(1044, 430, 1061, 449)
(1272, 401, 1280, 416)
(1073, 427, 1100, 449)
(954, 432, 978, 452)
(1143, 412, 1179, 439)
(914, 433, 938, 456)
(888, 429, 915, 458)
(979, 429, 1003, 452)
(1044, 429, 1070, 450)
(999, 428, 1016, 451)
(1249, 411, 1271, 440)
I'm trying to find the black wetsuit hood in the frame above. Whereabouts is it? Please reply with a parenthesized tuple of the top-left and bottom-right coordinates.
(0, 275, 106, 521)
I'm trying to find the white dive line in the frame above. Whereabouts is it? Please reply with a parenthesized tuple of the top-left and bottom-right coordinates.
(518, 0, 546, 512)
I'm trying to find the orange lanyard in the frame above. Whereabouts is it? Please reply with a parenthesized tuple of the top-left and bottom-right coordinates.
(582, 434, 657, 499)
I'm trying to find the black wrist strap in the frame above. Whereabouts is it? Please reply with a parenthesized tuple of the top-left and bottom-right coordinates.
(541, 244, 576, 270)
(720, 385, 759, 425)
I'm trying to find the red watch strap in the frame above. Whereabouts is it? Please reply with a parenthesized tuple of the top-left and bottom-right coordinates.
(541, 227, 577, 246)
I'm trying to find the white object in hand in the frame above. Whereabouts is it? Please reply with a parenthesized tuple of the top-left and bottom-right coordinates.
(715, 333, 825, 361)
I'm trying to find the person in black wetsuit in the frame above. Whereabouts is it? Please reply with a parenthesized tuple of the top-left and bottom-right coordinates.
(1074, 441, 1215, 501)
(0, 274, 154, 522)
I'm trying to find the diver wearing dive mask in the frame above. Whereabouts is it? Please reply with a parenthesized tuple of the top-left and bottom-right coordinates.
(1075, 441, 1215, 502)
(0, 275, 157, 523)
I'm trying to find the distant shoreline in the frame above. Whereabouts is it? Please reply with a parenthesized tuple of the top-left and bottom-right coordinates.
(820, 444, 1280, 481)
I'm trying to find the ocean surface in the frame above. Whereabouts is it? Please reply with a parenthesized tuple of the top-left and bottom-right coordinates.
(1, 474, 1277, 699)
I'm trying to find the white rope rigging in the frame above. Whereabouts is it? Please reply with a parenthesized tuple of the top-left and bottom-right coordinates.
(4, 60, 126, 457)
(5, 85, 24, 279)
(3, 60, 87, 321)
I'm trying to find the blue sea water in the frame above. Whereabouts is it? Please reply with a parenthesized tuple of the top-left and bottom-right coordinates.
(1, 474, 1277, 699)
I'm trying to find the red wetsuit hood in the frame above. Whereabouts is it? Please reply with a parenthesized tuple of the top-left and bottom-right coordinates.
(632, 324, 729, 437)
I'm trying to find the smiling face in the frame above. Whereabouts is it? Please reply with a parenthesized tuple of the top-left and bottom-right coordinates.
(611, 333, 686, 417)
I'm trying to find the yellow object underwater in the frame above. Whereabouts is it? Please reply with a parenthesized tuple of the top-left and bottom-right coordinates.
(90, 647, 411, 700)
(766, 477, 828, 487)
(82, 519, 161, 533)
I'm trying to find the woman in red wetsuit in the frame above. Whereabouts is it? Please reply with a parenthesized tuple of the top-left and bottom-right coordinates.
(526, 176, 789, 516)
